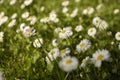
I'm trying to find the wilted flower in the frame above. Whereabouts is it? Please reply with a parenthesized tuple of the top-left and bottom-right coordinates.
(59, 56, 78, 72)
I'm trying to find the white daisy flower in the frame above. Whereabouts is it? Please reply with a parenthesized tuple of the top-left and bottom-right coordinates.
(40, 17, 50, 23)
(59, 56, 78, 72)
(60, 48, 70, 58)
(23, 26, 36, 38)
(48, 48, 59, 61)
(96, 4, 104, 11)
(10, 0, 16, 5)
(92, 49, 110, 67)
(115, 32, 120, 41)
(52, 38, 60, 47)
(0, 16, 8, 26)
(93, 17, 108, 30)
(88, 27, 96, 38)
(20, 4, 25, 9)
(92, 16, 102, 27)
(0, 71, 4, 80)
(33, 38, 43, 48)
(20, 23, 26, 31)
(21, 12, 29, 19)
(8, 19, 16, 28)
(54, 27, 61, 33)
(11, 13, 17, 19)
(82, 7, 94, 15)
(27, 16, 37, 25)
(24, 0, 33, 6)
(59, 27, 73, 39)
(61, 0, 69, 7)
(80, 56, 90, 68)
(62, 7, 68, 13)
(0, 12, 4, 18)
(75, 25, 83, 32)
(0, 32, 4, 42)
(40, 6, 45, 12)
(70, 8, 78, 18)
(76, 39, 91, 53)
(114, 9, 119, 14)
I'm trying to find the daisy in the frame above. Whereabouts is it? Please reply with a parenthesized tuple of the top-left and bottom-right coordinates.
(49, 11, 59, 23)
(33, 38, 43, 48)
(62, 7, 68, 13)
(92, 49, 110, 67)
(10, 0, 16, 5)
(27, 16, 37, 25)
(48, 48, 59, 61)
(52, 38, 60, 47)
(75, 25, 83, 32)
(0, 15, 8, 26)
(92, 16, 102, 28)
(59, 27, 73, 39)
(96, 4, 104, 12)
(11, 13, 17, 19)
(115, 32, 120, 41)
(76, 39, 91, 53)
(21, 12, 29, 19)
(20, 23, 26, 31)
(99, 20, 108, 30)
(8, 19, 16, 28)
(88, 27, 96, 38)
(80, 56, 90, 68)
(60, 48, 70, 58)
(59, 56, 78, 72)
(82, 7, 94, 15)
(70, 8, 78, 18)
(61, 0, 69, 7)
(24, 0, 33, 6)
(0, 32, 4, 42)
(23, 26, 36, 37)
(40, 17, 50, 23)
(114, 9, 119, 14)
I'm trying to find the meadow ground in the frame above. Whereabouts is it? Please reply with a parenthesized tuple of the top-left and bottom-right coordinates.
(0, 0, 120, 80)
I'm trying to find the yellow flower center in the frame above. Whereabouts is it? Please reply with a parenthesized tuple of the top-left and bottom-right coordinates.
(83, 59, 87, 63)
(90, 29, 93, 32)
(60, 49, 66, 54)
(51, 51, 55, 55)
(80, 43, 85, 47)
(97, 54, 104, 60)
(66, 59, 72, 65)
(36, 40, 40, 44)
(61, 30, 66, 34)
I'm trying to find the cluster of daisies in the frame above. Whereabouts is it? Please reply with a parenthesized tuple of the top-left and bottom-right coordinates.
(0, 0, 120, 79)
